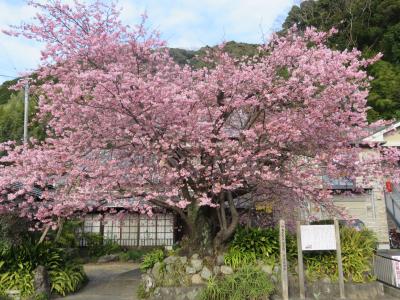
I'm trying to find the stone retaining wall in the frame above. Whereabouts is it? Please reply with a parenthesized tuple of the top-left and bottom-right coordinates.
(282, 277, 385, 300)
(149, 286, 204, 300)
(149, 281, 385, 300)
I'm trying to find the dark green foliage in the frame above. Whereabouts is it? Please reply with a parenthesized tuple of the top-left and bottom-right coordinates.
(119, 249, 146, 262)
(227, 225, 377, 283)
(83, 232, 121, 257)
(168, 48, 196, 66)
(0, 79, 18, 106)
(229, 226, 297, 262)
(0, 91, 45, 144)
(0, 214, 31, 250)
(284, 0, 400, 121)
(200, 265, 274, 300)
(51, 220, 83, 248)
(368, 61, 400, 120)
(230, 226, 279, 257)
(0, 239, 86, 297)
(169, 41, 259, 69)
(49, 264, 87, 296)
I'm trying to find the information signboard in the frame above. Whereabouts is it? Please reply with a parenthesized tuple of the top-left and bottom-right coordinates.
(300, 225, 336, 251)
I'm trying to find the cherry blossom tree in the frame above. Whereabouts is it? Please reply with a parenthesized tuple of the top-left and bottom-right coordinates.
(1, 0, 398, 250)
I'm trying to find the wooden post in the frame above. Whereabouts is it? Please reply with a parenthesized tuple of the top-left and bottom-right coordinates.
(297, 221, 305, 299)
(38, 224, 50, 244)
(280, 219, 289, 300)
(334, 218, 345, 299)
(55, 217, 64, 242)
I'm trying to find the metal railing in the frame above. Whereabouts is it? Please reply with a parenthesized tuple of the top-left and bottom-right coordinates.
(385, 191, 400, 228)
(374, 254, 400, 288)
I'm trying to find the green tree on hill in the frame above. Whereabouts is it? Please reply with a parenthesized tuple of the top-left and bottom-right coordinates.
(284, 0, 400, 121)
(0, 87, 45, 144)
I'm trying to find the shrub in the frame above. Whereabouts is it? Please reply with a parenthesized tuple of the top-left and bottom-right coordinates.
(304, 227, 377, 283)
(231, 227, 279, 258)
(0, 240, 64, 273)
(0, 268, 34, 297)
(229, 226, 297, 263)
(200, 265, 274, 300)
(83, 232, 121, 257)
(140, 249, 165, 271)
(0, 214, 31, 250)
(49, 264, 87, 296)
(119, 249, 146, 262)
(52, 220, 83, 248)
(0, 239, 86, 297)
(224, 248, 257, 270)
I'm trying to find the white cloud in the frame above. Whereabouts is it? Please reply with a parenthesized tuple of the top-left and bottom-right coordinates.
(0, 1, 42, 81)
(127, 0, 297, 47)
(0, 0, 299, 82)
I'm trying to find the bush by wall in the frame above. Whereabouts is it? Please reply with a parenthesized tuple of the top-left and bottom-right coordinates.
(140, 249, 165, 271)
(83, 232, 121, 258)
(0, 239, 87, 297)
(226, 226, 297, 267)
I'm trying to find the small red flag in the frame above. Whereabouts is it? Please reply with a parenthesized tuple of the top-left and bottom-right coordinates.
(386, 180, 393, 193)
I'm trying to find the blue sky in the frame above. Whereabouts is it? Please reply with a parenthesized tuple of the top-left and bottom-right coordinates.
(0, 0, 300, 83)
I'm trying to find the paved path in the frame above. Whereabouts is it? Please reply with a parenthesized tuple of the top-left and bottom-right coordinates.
(54, 262, 141, 300)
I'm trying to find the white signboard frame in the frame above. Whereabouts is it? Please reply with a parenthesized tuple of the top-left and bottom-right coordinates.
(296, 220, 345, 299)
(300, 225, 336, 251)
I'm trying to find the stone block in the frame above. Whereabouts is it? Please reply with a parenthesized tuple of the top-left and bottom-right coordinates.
(190, 259, 203, 272)
(200, 266, 212, 280)
(220, 265, 233, 275)
(33, 265, 50, 299)
(191, 274, 203, 285)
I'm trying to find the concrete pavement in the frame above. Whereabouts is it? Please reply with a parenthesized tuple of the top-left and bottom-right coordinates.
(53, 262, 141, 300)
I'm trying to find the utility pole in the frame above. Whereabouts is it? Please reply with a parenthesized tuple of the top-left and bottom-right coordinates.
(23, 80, 29, 145)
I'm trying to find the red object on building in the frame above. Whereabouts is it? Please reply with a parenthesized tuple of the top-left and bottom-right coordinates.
(386, 180, 393, 193)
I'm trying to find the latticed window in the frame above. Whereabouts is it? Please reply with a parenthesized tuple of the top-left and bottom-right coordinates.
(80, 213, 174, 247)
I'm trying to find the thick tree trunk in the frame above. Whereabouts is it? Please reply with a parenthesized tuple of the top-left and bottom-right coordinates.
(213, 190, 239, 251)
(151, 189, 240, 255)
(182, 203, 215, 255)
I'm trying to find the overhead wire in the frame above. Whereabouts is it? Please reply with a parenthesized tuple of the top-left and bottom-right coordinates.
(0, 74, 18, 79)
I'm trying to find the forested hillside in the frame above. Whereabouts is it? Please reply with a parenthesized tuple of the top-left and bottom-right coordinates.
(169, 41, 259, 68)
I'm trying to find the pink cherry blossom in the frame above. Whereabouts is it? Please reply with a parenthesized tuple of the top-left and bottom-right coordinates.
(1, 1, 399, 247)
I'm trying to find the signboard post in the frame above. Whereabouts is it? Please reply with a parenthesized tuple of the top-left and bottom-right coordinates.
(334, 218, 345, 299)
(297, 219, 345, 299)
(279, 220, 289, 300)
(296, 221, 305, 299)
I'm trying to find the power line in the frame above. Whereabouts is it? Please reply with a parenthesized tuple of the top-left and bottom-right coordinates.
(0, 74, 18, 79)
